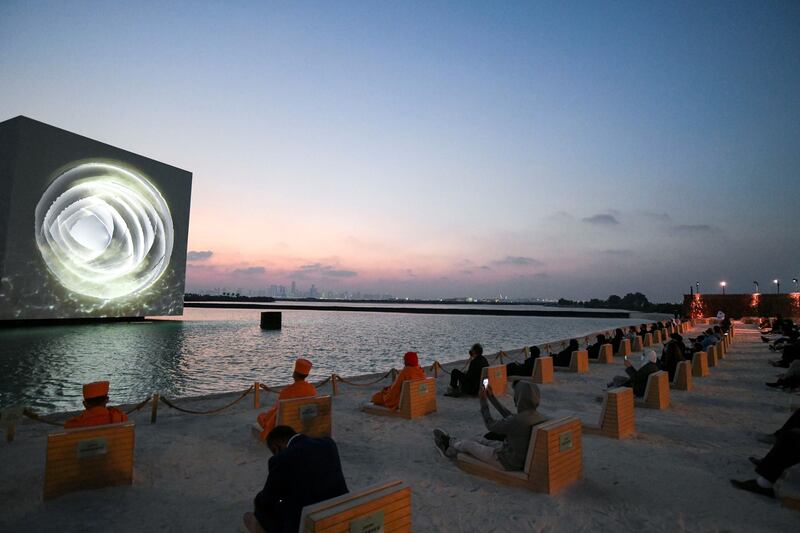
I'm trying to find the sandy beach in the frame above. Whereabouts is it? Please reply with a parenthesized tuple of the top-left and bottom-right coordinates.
(1, 322, 798, 532)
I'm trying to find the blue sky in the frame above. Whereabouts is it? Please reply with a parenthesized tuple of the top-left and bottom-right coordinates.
(2, 1, 799, 300)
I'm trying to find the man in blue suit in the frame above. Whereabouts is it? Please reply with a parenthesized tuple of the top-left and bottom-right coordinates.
(244, 425, 348, 533)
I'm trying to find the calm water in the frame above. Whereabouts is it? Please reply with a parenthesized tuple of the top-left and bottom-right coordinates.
(0, 307, 646, 413)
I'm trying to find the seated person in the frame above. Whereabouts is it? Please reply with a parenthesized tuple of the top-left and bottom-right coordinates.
(370, 351, 426, 409)
(731, 428, 800, 499)
(766, 360, 800, 390)
(445, 343, 488, 397)
(639, 324, 649, 337)
(256, 358, 317, 441)
(433, 381, 548, 470)
(720, 316, 732, 333)
(701, 329, 718, 350)
(626, 326, 638, 342)
(506, 346, 541, 377)
(611, 328, 625, 354)
(659, 341, 685, 381)
(64, 381, 128, 429)
(587, 334, 607, 360)
(244, 425, 348, 533)
(606, 350, 660, 397)
(553, 339, 580, 367)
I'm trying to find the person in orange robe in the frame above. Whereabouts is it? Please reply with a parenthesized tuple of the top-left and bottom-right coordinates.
(371, 352, 426, 410)
(257, 358, 317, 440)
(64, 381, 128, 429)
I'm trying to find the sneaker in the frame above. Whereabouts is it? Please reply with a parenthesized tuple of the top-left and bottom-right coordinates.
(730, 479, 774, 498)
(433, 429, 451, 457)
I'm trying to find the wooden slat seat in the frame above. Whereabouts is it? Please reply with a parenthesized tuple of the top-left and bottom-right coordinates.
(643, 333, 653, 347)
(591, 344, 614, 364)
(299, 479, 412, 532)
(277, 396, 332, 438)
(671, 361, 693, 391)
(636, 371, 669, 409)
(652, 331, 662, 344)
(555, 351, 588, 373)
(616, 339, 631, 357)
(707, 345, 718, 367)
(456, 417, 582, 494)
(509, 357, 554, 385)
(692, 351, 709, 377)
(361, 378, 437, 420)
(582, 388, 635, 439)
(482, 365, 508, 395)
(43, 421, 134, 501)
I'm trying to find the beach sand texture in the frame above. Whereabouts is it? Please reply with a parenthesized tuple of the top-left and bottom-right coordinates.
(0, 323, 797, 532)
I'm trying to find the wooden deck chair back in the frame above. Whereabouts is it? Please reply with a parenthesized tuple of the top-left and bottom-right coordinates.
(277, 395, 332, 438)
(616, 339, 631, 357)
(643, 333, 653, 347)
(533, 356, 554, 384)
(595, 344, 613, 364)
(583, 387, 635, 439)
(43, 422, 134, 501)
(706, 345, 718, 367)
(638, 371, 669, 409)
(632, 336, 644, 352)
(399, 378, 437, 419)
(671, 361, 693, 391)
(299, 479, 412, 533)
(565, 351, 589, 373)
(653, 331, 661, 344)
(457, 417, 582, 494)
(717, 339, 726, 358)
(692, 351, 709, 377)
(482, 365, 508, 395)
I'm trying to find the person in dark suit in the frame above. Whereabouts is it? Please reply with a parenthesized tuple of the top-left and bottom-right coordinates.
(445, 343, 488, 397)
(243, 426, 348, 533)
(553, 339, 580, 367)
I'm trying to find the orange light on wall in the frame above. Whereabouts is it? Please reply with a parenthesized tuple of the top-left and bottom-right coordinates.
(791, 292, 800, 316)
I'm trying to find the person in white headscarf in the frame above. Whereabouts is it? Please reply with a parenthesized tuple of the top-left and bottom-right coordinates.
(606, 350, 661, 397)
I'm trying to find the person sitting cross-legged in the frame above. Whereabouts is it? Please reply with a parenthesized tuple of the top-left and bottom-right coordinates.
(256, 358, 317, 441)
(244, 425, 348, 533)
(370, 351, 426, 409)
(433, 381, 548, 471)
(64, 381, 128, 429)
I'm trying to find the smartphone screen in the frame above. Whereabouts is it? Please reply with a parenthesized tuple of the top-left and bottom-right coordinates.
(482, 378, 489, 388)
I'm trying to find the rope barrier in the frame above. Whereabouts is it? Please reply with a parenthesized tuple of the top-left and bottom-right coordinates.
(22, 409, 63, 426)
(125, 397, 152, 414)
(159, 385, 254, 415)
(333, 370, 393, 387)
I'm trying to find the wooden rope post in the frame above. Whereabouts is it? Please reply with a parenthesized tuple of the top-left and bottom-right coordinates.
(433, 361, 439, 378)
(150, 393, 159, 424)
(331, 374, 338, 396)
(253, 382, 260, 409)
(5, 424, 15, 443)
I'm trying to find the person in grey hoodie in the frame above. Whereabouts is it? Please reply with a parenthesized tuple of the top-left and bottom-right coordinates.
(433, 381, 548, 471)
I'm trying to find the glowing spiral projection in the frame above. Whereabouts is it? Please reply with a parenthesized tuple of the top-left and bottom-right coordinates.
(35, 162, 174, 300)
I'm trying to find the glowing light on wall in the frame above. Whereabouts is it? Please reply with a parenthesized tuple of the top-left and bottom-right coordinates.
(35, 161, 174, 299)
(791, 292, 800, 316)
(750, 292, 760, 313)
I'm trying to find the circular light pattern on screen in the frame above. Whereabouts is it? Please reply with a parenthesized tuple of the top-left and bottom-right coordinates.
(35, 161, 174, 300)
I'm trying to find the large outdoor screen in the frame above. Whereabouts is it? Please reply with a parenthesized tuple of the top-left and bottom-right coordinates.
(0, 116, 192, 321)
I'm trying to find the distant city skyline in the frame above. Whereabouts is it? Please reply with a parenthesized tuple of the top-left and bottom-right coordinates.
(2, 1, 799, 302)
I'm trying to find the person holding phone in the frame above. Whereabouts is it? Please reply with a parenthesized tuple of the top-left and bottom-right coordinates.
(433, 381, 548, 471)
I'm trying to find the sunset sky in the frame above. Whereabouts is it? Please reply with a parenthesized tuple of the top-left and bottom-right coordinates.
(2, 1, 799, 301)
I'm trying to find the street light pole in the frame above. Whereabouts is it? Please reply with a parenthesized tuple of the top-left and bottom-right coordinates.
(774, 279, 780, 294)
(753, 281, 759, 293)
(720, 281, 726, 295)
(793, 278, 798, 292)
(696, 281, 700, 294)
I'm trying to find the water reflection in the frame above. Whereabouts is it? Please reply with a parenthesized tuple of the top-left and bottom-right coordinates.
(0, 308, 645, 413)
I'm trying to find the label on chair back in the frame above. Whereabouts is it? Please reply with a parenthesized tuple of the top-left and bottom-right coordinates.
(495, 369, 502, 378)
(418, 383, 428, 394)
(559, 432, 573, 452)
(350, 510, 384, 533)
(299, 404, 318, 420)
(76, 438, 108, 458)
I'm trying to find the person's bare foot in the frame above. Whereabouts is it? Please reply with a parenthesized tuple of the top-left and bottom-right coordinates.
(243, 512, 266, 533)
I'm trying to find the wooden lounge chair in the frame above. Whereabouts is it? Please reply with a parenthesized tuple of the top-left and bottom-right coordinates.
(692, 351, 709, 377)
(456, 417, 582, 494)
(643, 333, 653, 347)
(482, 365, 508, 395)
(591, 344, 614, 364)
(632, 336, 644, 352)
(555, 351, 588, 373)
(652, 331, 662, 344)
(717, 339, 726, 358)
(43, 422, 134, 501)
(509, 357, 554, 385)
(582, 387, 635, 439)
(361, 378, 437, 420)
(707, 345, 718, 367)
(616, 339, 631, 357)
(298, 479, 412, 532)
(636, 371, 669, 409)
(671, 361, 693, 391)
(277, 395, 332, 438)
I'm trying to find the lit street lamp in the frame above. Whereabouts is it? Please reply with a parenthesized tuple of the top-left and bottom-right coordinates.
(720, 281, 726, 295)
(774, 279, 780, 294)
(793, 278, 798, 292)
(695, 281, 700, 294)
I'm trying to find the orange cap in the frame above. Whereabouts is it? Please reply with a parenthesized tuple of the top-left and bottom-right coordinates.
(83, 381, 109, 400)
(294, 358, 312, 375)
